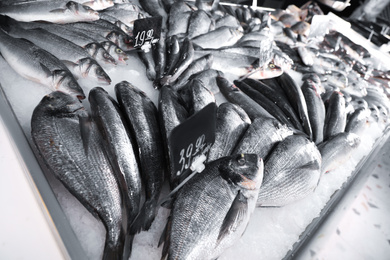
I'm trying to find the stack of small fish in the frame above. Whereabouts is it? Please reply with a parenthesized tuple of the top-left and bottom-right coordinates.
(2, 0, 390, 259)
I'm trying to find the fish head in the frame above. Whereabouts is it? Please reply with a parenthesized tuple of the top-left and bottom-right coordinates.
(52, 70, 86, 100)
(345, 133, 361, 149)
(101, 41, 129, 64)
(78, 58, 111, 85)
(38, 91, 85, 116)
(84, 43, 117, 66)
(107, 32, 133, 51)
(220, 154, 264, 191)
(66, 1, 99, 21)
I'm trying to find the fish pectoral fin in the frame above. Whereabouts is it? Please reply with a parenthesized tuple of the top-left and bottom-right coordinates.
(49, 8, 66, 14)
(217, 190, 248, 244)
(79, 115, 93, 157)
(39, 62, 53, 78)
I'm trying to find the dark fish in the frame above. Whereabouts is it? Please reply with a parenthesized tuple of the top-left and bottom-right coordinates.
(161, 154, 263, 260)
(257, 135, 321, 207)
(165, 35, 181, 76)
(242, 78, 303, 131)
(153, 29, 167, 88)
(187, 69, 224, 95)
(137, 49, 157, 81)
(233, 117, 294, 161)
(139, 0, 168, 26)
(216, 76, 273, 120)
(171, 54, 213, 91)
(0, 28, 84, 99)
(179, 79, 215, 116)
(31, 91, 123, 260)
(234, 80, 296, 129)
(318, 132, 361, 174)
(115, 81, 165, 233)
(207, 102, 251, 163)
(291, 21, 310, 36)
(301, 78, 326, 144)
(324, 91, 347, 141)
(161, 38, 194, 86)
(158, 86, 189, 187)
(276, 72, 313, 139)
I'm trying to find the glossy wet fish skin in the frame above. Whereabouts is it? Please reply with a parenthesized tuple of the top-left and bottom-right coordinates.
(101, 41, 129, 65)
(0, 28, 85, 98)
(276, 72, 313, 140)
(257, 134, 321, 207)
(172, 54, 213, 91)
(179, 78, 215, 116)
(207, 102, 251, 163)
(301, 78, 326, 144)
(191, 26, 243, 49)
(89, 87, 142, 226)
(168, 11, 192, 37)
(187, 69, 224, 95)
(318, 132, 361, 175)
(242, 78, 303, 131)
(216, 76, 273, 120)
(0, 1, 100, 23)
(139, 0, 168, 25)
(163, 153, 263, 260)
(153, 29, 167, 88)
(31, 91, 123, 259)
(137, 49, 157, 81)
(187, 9, 213, 39)
(165, 35, 181, 76)
(115, 81, 165, 233)
(234, 80, 296, 129)
(233, 117, 294, 161)
(324, 91, 347, 141)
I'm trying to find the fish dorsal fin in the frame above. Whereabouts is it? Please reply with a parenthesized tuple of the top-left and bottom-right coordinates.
(217, 190, 248, 244)
(78, 114, 92, 157)
(39, 62, 52, 78)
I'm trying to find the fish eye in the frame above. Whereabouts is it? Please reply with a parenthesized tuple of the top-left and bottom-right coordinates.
(116, 48, 123, 54)
(237, 154, 246, 166)
(269, 63, 275, 68)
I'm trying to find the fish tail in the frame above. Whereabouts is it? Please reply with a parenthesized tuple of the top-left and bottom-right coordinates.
(130, 199, 157, 234)
(122, 233, 134, 260)
(102, 241, 124, 260)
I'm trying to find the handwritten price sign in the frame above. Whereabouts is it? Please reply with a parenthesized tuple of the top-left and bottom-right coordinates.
(169, 103, 216, 178)
(133, 16, 162, 50)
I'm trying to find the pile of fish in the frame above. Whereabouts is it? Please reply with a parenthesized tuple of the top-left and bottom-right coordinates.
(1, 0, 390, 259)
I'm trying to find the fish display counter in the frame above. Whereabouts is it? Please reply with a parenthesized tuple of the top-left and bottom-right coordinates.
(0, 0, 390, 260)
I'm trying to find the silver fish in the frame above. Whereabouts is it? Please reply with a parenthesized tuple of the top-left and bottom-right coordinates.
(31, 91, 123, 259)
(187, 10, 213, 39)
(318, 132, 361, 175)
(345, 107, 370, 136)
(0, 28, 84, 98)
(191, 26, 243, 49)
(324, 91, 347, 141)
(0, 1, 99, 23)
(161, 153, 263, 260)
(257, 135, 321, 207)
(207, 102, 251, 163)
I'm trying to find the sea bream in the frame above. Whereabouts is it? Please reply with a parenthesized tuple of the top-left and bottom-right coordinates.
(0, 1, 99, 23)
(160, 154, 264, 260)
(191, 26, 243, 49)
(115, 81, 165, 233)
(0, 28, 85, 98)
(31, 92, 123, 259)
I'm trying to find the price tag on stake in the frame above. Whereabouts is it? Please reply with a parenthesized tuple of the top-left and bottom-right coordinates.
(169, 103, 217, 181)
(133, 16, 162, 52)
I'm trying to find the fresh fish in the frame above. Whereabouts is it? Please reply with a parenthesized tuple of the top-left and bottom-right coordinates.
(161, 153, 263, 260)
(324, 91, 347, 141)
(276, 72, 313, 139)
(345, 107, 370, 135)
(164, 35, 181, 77)
(4, 25, 111, 84)
(167, 11, 191, 37)
(171, 54, 213, 91)
(88, 88, 142, 256)
(137, 49, 156, 81)
(99, 12, 133, 35)
(187, 69, 224, 95)
(282, 27, 297, 44)
(101, 41, 129, 64)
(278, 13, 299, 27)
(234, 80, 295, 129)
(191, 26, 243, 49)
(297, 46, 314, 66)
(207, 102, 251, 163)
(318, 132, 361, 174)
(257, 134, 321, 207)
(216, 76, 273, 120)
(233, 117, 294, 161)
(195, 0, 219, 12)
(115, 81, 165, 233)
(101, 5, 146, 29)
(178, 79, 215, 116)
(0, 1, 99, 23)
(301, 78, 326, 144)
(153, 29, 167, 88)
(73, 0, 114, 11)
(240, 61, 284, 80)
(161, 38, 194, 86)
(215, 14, 242, 31)
(0, 29, 84, 98)
(31, 91, 123, 259)
(187, 10, 213, 39)
(242, 78, 303, 131)
(290, 21, 310, 36)
(139, 0, 168, 26)
(158, 86, 189, 188)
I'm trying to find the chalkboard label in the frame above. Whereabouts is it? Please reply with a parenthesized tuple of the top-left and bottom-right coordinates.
(133, 16, 162, 51)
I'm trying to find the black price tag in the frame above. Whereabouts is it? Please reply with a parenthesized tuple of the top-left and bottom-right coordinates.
(133, 16, 162, 51)
(169, 103, 217, 178)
